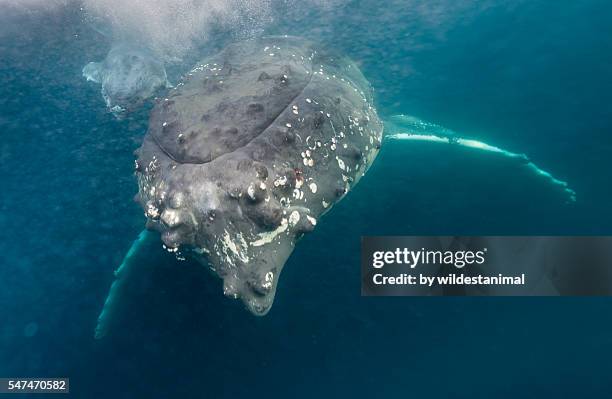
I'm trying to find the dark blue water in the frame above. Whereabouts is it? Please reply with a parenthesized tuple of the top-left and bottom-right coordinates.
(1, 1, 612, 397)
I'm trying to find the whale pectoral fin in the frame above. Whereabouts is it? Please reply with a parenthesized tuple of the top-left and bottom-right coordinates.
(385, 115, 576, 203)
(95, 229, 158, 339)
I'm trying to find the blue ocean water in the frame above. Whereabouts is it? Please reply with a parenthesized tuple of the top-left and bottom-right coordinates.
(1, 1, 611, 397)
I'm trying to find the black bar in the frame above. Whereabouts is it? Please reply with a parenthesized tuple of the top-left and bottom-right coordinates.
(361, 236, 612, 296)
(0, 378, 69, 394)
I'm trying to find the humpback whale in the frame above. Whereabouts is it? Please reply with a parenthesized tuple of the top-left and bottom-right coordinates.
(94, 36, 574, 338)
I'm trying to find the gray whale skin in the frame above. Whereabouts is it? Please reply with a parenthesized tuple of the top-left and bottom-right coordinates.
(135, 36, 382, 315)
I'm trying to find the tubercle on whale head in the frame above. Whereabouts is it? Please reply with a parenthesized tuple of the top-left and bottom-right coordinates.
(220, 265, 280, 316)
(134, 159, 199, 250)
(142, 194, 198, 249)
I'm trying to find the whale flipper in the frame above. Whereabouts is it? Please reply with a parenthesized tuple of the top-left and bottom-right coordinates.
(386, 115, 576, 202)
(95, 229, 157, 339)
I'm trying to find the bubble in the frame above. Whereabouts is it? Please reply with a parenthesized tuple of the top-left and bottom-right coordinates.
(81, 0, 274, 61)
(80, 0, 343, 61)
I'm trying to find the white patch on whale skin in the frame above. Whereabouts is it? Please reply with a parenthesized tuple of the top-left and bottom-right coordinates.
(288, 210, 300, 226)
(145, 202, 159, 219)
(336, 157, 346, 170)
(262, 271, 274, 290)
(273, 176, 288, 187)
(251, 218, 289, 247)
(247, 183, 256, 200)
(193, 247, 210, 255)
(221, 230, 250, 264)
